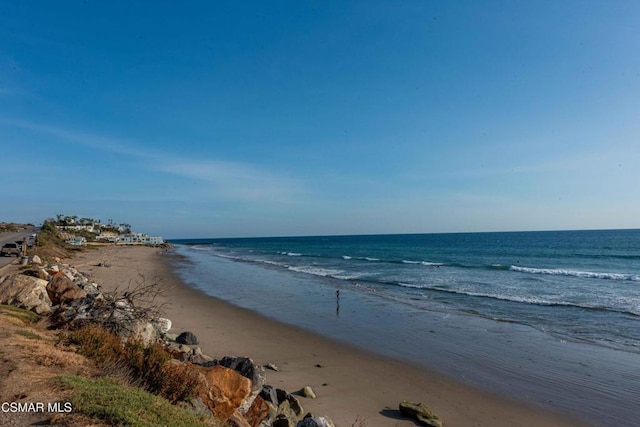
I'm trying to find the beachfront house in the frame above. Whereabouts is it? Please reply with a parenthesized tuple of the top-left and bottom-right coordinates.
(58, 224, 99, 234)
(117, 233, 164, 246)
(65, 236, 87, 246)
(95, 231, 119, 243)
(140, 235, 164, 245)
(117, 233, 141, 245)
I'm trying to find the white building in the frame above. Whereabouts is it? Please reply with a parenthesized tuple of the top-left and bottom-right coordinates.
(117, 233, 164, 246)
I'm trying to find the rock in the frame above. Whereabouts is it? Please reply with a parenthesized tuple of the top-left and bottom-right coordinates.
(80, 282, 100, 295)
(205, 356, 266, 414)
(192, 346, 213, 362)
(0, 274, 52, 314)
(176, 396, 211, 418)
(152, 317, 172, 333)
(244, 395, 271, 427)
(31, 255, 42, 265)
(62, 269, 76, 282)
(228, 409, 252, 427)
(21, 269, 48, 280)
(114, 299, 130, 309)
(297, 415, 335, 427)
(197, 365, 252, 421)
(46, 273, 87, 306)
(129, 319, 161, 347)
(265, 363, 279, 372)
(399, 400, 443, 427)
(164, 332, 178, 341)
(299, 386, 316, 399)
(166, 342, 191, 354)
(276, 392, 303, 419)
(273, 414, 296, 427)
(179, 346, 214, 364)
(259, 385, 279, 406)
(176, 331, 199, 345)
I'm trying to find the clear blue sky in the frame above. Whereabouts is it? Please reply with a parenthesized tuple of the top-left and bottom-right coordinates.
(1, 1, 639, 238)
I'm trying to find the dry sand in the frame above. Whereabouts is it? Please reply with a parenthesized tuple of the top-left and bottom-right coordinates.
(73, 245, 588, 427)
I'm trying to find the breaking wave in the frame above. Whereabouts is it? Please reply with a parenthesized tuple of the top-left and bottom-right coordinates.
(509, 266, 640, 281)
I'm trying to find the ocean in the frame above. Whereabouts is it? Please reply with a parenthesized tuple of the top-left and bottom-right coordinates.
(170, 229, 640, 426)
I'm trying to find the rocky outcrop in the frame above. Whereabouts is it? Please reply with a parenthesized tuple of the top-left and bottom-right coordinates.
(0, 274, 52, 314)
(399, 400, 443, 427)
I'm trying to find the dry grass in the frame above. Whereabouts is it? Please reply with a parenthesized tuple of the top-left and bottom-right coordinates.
(62, 324, 201, 403)
(0, 303, 40, 324)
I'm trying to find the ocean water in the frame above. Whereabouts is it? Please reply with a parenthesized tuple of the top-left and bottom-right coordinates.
(170, 230, 640, 426)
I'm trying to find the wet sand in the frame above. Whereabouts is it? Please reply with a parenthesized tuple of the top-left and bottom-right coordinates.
(73, 245, 587, 427)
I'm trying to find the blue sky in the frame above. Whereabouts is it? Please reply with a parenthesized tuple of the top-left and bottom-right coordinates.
(1, 1, 639, 238)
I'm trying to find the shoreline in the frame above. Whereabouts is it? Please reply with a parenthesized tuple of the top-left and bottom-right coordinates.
(73, 245, 588, 427)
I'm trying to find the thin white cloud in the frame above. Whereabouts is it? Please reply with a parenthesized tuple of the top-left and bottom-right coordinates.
(2, 118, 160, 159)
(158, 159, 302, 202)
(3, 118, 303, 202)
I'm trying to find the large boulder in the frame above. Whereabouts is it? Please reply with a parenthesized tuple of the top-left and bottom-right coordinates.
(204, 356, 266, 414)
(46, 273, 87, 306)
(399, 400, 443, 427)
(197, 365, 252, 421)
(0, 274, 52, 314)
(176, 331, 199, 345)
(128, 319, 161, 347)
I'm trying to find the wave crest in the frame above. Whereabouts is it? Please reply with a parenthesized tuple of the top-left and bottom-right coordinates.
(510, 266, 640, 281)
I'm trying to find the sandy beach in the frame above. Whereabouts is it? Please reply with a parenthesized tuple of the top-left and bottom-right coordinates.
(72, 245, 587, 427)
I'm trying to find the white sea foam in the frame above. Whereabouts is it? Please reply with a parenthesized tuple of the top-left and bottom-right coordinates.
(343, 255, 379, 261)
(402, 260, 443, 266)
(334, 273, 365, 280)
(288, 265, 343, 278)
(510, 266, 640, 281)
(396, 282, 425, 289)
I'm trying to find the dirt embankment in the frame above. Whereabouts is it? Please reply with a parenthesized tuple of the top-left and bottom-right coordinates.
(0, 307, 99, 427)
